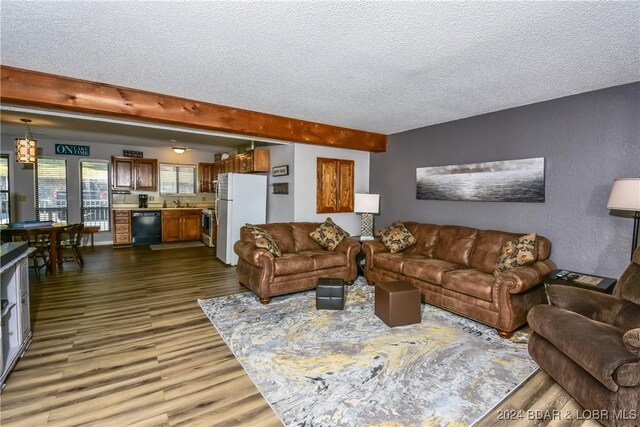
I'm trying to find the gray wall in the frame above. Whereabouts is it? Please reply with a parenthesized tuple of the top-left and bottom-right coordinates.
(371, 83, 640, 278)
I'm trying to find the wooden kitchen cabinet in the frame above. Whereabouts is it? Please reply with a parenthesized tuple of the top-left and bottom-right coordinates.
(198, 162, 219, 193)
(111, 157, 158, 191)
(212, 149, 270, 175)
(112, 210, 131, 247)
(162, 209, 201, 242)
(316, 158, 354, 214)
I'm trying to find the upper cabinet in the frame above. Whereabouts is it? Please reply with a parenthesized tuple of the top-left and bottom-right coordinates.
(235, 149, 270, 173)
(111, 157, 158, 191)
(316, 158, 354, 213)
(198, 162, 218, 193)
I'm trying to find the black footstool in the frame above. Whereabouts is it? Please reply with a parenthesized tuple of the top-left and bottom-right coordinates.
(316, 278, 345, 310)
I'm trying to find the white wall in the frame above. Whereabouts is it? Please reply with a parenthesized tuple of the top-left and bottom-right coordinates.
(293, 144, 370, 235)
(265, 144, 295, 223)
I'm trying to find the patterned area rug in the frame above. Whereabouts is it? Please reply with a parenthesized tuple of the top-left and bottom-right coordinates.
(198, 277, 537, 426)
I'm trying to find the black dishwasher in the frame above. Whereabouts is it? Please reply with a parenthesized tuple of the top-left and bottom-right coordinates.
(131, 211, 162, 246)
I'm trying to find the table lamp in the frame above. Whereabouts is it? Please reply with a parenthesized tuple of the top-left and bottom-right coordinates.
(607, 177, 640, 260)
(355, 193, 380, 240)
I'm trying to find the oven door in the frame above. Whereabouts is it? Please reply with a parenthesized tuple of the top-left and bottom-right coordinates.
(201, 210, 215, 247)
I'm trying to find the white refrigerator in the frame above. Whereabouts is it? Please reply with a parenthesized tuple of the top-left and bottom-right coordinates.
(215, 173, 267, 265)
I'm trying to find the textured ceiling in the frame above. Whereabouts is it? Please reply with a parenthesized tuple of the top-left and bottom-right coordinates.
(1, 1, 639, 135)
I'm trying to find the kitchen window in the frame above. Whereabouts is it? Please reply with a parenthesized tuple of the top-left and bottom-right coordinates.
(0, 155, 9, 224)
(159, 164, 196, 196)
(35, 158, 68, 222)
(81, 160, 110, 231)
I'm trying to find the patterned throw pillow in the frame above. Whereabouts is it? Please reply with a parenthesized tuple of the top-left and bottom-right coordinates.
(623, 328, 640, 356)
(377, 221, 416, 254)
(493, 233, 537, 276)
(246, 224, 281, 257)
(309, 218, 349, 251)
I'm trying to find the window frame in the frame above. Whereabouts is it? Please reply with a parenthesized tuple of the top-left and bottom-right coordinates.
(34, 157, 68, 223)
(0, 155, 10, 224)
(80, 159, 111, 232)
(159, 163, 197, 196)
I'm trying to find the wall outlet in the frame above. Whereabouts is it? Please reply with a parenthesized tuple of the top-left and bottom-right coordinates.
(202, 197, 206, 201)
(149, 196, 155, 201)
(18, 195, 27, 202)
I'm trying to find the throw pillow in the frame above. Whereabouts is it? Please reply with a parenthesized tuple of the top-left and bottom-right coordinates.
(493, 233, 538, 276)
(246, 224, 281, 257)
(377, 221, 416, 254)
(623, 328, 640, 356)
(309, 218, 349, 251)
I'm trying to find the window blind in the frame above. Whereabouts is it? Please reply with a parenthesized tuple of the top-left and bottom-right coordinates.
(81, 160, 110, 231)
(159, 164, 196, 195)
(35, 158, 68, 222)
(0, 155, 9, 224)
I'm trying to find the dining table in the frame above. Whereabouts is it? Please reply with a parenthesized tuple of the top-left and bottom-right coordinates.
(1, 224, 67, 273)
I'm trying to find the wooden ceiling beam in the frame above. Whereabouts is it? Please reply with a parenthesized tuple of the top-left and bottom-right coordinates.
(1, 66, 387, 152)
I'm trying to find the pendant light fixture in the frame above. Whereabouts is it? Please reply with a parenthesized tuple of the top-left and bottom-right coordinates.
(15, 119, 37, 163)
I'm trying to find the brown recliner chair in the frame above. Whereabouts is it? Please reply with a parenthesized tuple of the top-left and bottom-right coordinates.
(527, 249, 640, 427)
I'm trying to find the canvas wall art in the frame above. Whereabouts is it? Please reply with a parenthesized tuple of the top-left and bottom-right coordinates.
(416, 157, 545, 202)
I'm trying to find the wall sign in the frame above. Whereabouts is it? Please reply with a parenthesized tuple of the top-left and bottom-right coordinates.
(272, 165, 289, 177)
(272, 183, 289, 194)
(55, 144, 90, 156)
(123, 150, 143, 158)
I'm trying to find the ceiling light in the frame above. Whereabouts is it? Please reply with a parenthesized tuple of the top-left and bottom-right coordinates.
(172, 147, 187, 154)
(15, 119, 37, 163)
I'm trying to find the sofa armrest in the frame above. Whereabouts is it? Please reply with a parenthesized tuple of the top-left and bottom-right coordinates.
(233, 241, 275, 267)
(545, 285, 625, 326)
(497, 259, 556, 294)
(362, 239, 387, 270)
(335, 239, 361, 258)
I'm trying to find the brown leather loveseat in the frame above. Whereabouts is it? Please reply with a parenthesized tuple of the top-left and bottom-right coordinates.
(234, 222, 361, 304)
(363, 222, 556, 337)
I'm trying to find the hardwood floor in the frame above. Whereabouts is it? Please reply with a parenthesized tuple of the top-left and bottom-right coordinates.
(1, 245, 595, 426)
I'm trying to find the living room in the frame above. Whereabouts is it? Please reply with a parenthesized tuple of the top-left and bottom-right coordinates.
(1, 2, 639, 426)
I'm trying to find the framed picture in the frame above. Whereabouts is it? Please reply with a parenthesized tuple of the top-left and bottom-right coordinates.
(416, 157, 545, 202)
(272, 165, 289, 177)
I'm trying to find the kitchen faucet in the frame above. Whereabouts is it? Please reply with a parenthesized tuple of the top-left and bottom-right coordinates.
(173, 200, 181, 207)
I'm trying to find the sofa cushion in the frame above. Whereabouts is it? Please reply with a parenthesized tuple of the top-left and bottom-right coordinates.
(291, 222, 324, 252)
(623, 328, 640, 356)
(376, 221, 416, 253)
(468, 230, 519, 273)
(403, 258, 463, 285)
(494, 233, 537, 276)
(309, 218, 349, 251)
(246, 224, 282, 257)
(259, 223, 296, 254)
(403, 222, 439, 257)
(433, 225, 477, 266)
(274, 253, 316, 276)
(442, 269, 495, 302)
(298, 250, 347, 270)
(374, 253, 426, 274)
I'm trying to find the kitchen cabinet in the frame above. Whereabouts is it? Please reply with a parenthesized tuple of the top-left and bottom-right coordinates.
(111, 157, 158, 191)
(198, 162, 219, 193)
(1, 246, 32, 391)
(112, 209, 132, 247)
(316, 157, 354, 214)
(161, 209, 201, 242)
(213, 149, 270, 175)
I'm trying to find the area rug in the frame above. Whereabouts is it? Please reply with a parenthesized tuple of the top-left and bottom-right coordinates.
(198, 277, 537, 426)
(149, 241, 206, 250)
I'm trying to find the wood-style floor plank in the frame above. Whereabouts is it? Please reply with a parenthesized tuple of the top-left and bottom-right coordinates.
(0, 245, 593, 426)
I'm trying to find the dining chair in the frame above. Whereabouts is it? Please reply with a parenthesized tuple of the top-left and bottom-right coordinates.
(60, 223, 84, 266)
(25, 229, 51, 279)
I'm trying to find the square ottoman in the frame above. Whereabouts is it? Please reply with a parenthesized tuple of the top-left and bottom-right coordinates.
(375, 281, 421, 327)
(316, 278, 345, 310)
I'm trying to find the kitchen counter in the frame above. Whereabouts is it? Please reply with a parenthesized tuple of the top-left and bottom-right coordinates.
(112, 206, 214, 211)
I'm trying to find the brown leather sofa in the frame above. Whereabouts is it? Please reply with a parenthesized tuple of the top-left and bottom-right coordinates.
(527, 249, 640, 426)
(363, 222, 556, 337)
(234, 222, 361, 304)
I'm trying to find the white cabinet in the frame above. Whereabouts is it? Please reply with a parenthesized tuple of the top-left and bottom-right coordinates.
(1, 247, 32, 392)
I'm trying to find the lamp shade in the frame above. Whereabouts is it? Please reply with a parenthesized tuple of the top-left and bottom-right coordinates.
(172, 147, 186, 154)
(15, 137, 37, 163)
(354, 193, 380, 214)
(607, 178, 640, 211)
